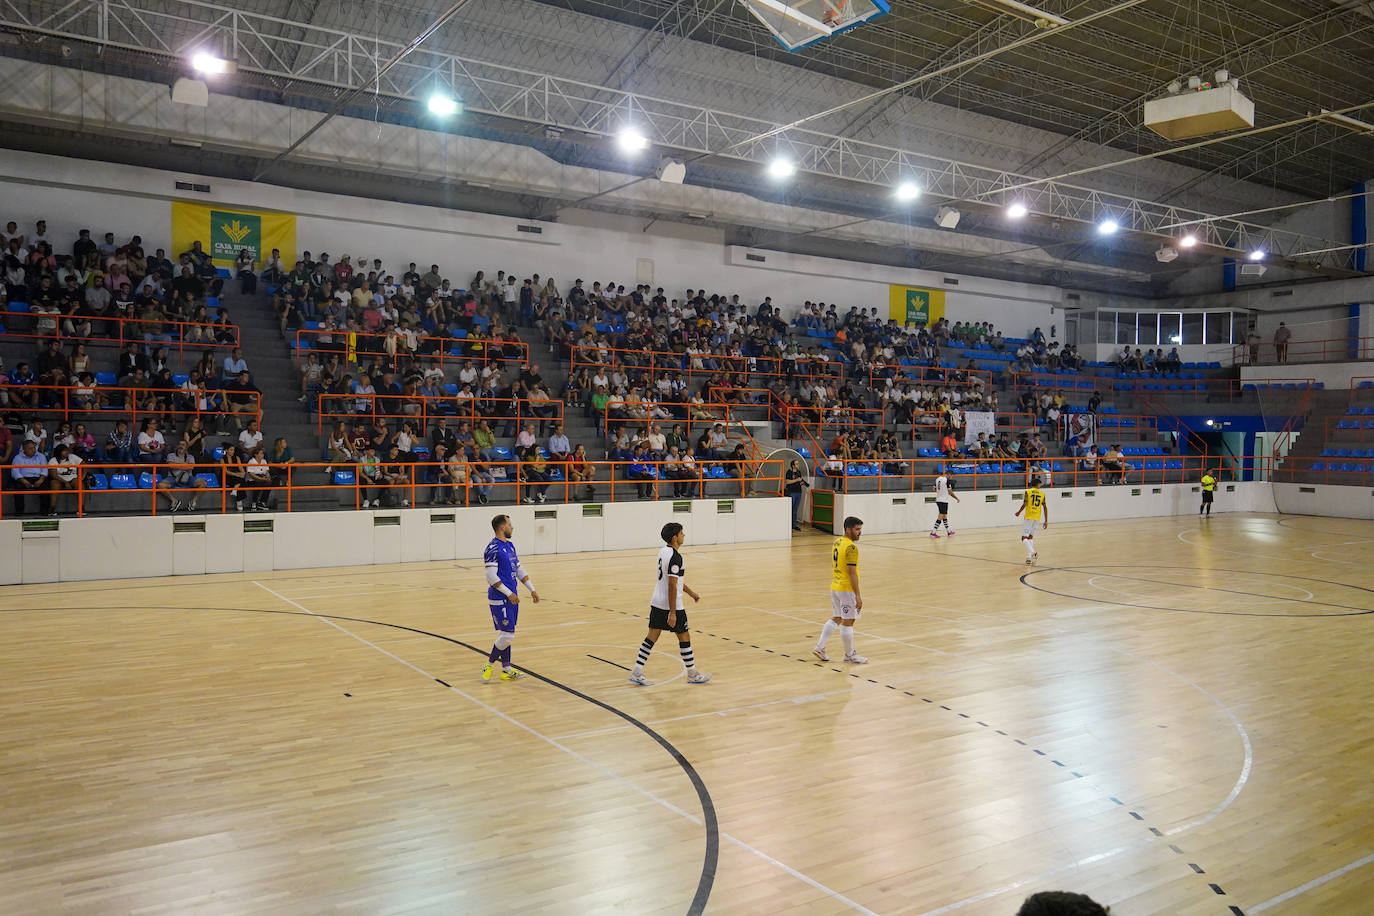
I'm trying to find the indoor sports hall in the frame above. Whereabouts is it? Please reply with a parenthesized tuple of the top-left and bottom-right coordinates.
(0, 1, 1372, 914)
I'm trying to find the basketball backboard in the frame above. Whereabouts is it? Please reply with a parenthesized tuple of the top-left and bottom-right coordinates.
(738, 0, 891, 52)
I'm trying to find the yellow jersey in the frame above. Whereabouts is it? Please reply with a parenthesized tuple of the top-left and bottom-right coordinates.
(1201, 475, 1216, 492)
(830, 536, 858, 592)
(1023, 487, 1046, 521)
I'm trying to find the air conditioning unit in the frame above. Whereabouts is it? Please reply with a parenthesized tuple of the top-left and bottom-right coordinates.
(1155, 246, 1179, 263)
(934, 206, 961, 229)
(1239, 263, 1266, 277)
(1144, 80, 1254, 141)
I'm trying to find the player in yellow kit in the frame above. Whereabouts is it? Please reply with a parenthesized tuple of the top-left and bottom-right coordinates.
(1200, 469, 1217, 517)
(814, 516, 867, 664)
(1014, 476, 1048, 565)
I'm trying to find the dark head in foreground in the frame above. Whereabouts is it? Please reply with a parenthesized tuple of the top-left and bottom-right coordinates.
(1016, 890, 1110, 915)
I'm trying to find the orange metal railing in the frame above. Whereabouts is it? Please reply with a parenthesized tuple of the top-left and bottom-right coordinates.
(0, 383, 261, 427)
(316, 393, 562, 435)
(0, 457, 783, 518)
(817, 453, 1212, 494)
(1232, 335, 1374, 366)
(566, 344, 845, 385)
(1, 311, 240, 365)
(293, 327, 530, 370)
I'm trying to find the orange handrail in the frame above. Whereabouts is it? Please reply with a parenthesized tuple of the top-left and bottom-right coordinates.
(0, 383, 261, 427)
(316, 393, 563, 435)
(867, 362, 996, 392)
(2, 311, 240, 364)
(0, 457, 785, 518)
(1231, 335, 1374, 366)
(293, 327, 530, 370)
(567, 344, 846, 384)
(818, 453, 1212, 494)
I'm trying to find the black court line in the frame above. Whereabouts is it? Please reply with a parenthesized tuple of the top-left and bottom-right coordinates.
(8, 604, 718, 916)
(588, 654, 631, 672)
(1020, 565, 1374, 617)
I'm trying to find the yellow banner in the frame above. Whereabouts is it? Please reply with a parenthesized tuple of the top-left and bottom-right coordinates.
(887, 285, 946, 327)
(170, 201, 297, 268)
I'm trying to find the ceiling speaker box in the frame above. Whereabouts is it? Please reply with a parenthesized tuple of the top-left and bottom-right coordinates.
(1143, 84, 1254, 141)
(656, 159, 686, 184)
(171, 77, 209, 107)
(1239, 263, 1266, 277)
(934, 206, 961, 229)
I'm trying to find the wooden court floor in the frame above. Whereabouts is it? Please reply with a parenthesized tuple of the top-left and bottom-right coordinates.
(2, 513, 1373, 915)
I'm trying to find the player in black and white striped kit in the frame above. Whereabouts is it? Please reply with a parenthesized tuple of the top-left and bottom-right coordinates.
(930, 470, 960, 538)
(627, 522, 713, 686)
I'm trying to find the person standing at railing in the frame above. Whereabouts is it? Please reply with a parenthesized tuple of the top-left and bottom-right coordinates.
(1274, 322, 1291, 364)
(10, 439, 50, 516)
(785, 459, 810, 532)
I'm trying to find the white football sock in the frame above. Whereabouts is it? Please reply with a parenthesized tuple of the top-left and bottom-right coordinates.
(840, 626, 855, 655)
(1024, 537, 1035, 558)
(816, 619, 837, 649)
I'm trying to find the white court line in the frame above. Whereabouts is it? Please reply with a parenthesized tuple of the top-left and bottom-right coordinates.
(737, 605, 997, 665)
(1248, 851, 1374, 913)
(1085, 573, 1315, 604)
(251, 581, 875, 915)
(552, 685, 875, 741)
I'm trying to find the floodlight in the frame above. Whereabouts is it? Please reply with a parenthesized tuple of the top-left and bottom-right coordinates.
(1248, 249, 1266, 261)
(1097, 218, 1119, 236)
(1178, 234, 1197, 248)
(617, 128, 650, 153)
(1006, 202, 1029, 219)
(768, 157, 796, 179)
(190, 52, 230, 75)
(894, 181, 921, 202)
(427, 93, 461, 116)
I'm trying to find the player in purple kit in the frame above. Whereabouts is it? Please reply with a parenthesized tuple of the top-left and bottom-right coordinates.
(482, 514, 540, 681)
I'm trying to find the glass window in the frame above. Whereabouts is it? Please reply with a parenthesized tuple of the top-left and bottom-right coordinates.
(1116, 311, 1134, 345)
(1159, 312, 1181, 346)
(1181, 312, 1204, 345)
(1097, 311, 1116, 344)
(1136, 312, 1158, 346)
(1205, 312, 1232, 345)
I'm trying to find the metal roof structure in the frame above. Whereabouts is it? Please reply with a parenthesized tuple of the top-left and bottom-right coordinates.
(0, 0, 1370, 294)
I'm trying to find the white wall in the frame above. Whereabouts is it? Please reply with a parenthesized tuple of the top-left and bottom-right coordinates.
(0, 149, 1060, 332)
(831, 481, 1277, 536)
(0, 498, 790, 584)
(1272, 483, 1374, 520)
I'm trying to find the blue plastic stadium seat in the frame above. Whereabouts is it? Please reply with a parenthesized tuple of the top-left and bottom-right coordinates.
(1337, 420, 1356, 429)
(110, 473, 136, 490)
(172, 374, 189, 386)
(1311, 462, 1327, 471)
(797, 446, 811, 459)
(1165, 459, 1183, 470)
(332, 470, 356, 486)
(88, 473, 109, 490)
(94, 371, 117, 386)
(138, 472, 157, 489)
(194, 473, 219, 487)
(491, 446, 514, 461)
(7, 301, 31, 313)
(213, 445, 228, 461)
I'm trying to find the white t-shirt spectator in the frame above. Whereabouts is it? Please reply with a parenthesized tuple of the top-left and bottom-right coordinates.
(138, 430, 165, 454)
(238, 428, 264, 454)
(53, 453, 82, 483)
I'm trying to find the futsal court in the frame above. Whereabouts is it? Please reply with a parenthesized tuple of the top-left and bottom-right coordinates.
(2, 512, 1372, 915)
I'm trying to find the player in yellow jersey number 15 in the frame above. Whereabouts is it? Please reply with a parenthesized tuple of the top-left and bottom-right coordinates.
(1014, 476, 1049, 566)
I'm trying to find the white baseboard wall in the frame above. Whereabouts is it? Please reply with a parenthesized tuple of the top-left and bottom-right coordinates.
(0, 497, 792, 585)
